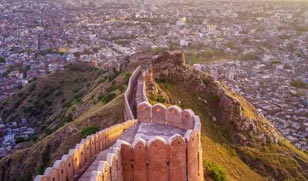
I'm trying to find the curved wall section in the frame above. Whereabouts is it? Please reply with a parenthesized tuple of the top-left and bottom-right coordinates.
(80, 129, 203, 181)
(34, 120, 137, 181)
(124, 66, 142, 120)
(137, 102, 199, 131)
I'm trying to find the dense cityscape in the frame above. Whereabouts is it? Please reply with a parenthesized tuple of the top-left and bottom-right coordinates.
(0, 0, 308, 156)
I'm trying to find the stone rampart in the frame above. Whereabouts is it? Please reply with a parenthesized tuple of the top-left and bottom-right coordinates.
(86, 129, 203, 181)
(83, 100, 203, 181)
(124, 66, 142, 120)
(34, 120, 137, 181)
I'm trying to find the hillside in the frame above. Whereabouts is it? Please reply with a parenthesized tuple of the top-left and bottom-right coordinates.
(0, 63, 105, 135)
(146, 51, 308, 181)
(0, 62, 134, 180)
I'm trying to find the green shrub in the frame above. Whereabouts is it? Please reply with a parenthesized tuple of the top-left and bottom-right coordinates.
(124, 72, 132, 84)
(204, 161, 227, 181)
(0, 57, 5, 63)
(54, 90, 63, 97)
(230, 148, 238, 157)
(149, 93, 166, 104)
(45, 128, 55, 135)
(203, 77, 210, 86)
(81, 126, 99, 137)
(99, 78, 106, 84)
(107, 82, 117, 92)
(15, 137, 26, 143)
(100, 93, 116, 104)
(290, 80, 308, 89)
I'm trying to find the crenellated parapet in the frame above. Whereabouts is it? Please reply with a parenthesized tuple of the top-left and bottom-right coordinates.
(124, 66, 142, 120)
(84, 91, 203, 180)
(34, 120, 137, 181)
(137, 102, 201, 131)
(87, 130, 202, 181)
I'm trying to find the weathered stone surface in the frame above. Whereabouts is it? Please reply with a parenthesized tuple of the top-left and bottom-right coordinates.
(69, 149, 80, 173)
(152, 103, 166, 124)
(91, 171, 103, 181)
(81, 139, 91, 162)
(53, 160, 67, 181)
(87, 135, 96, 157)
(112, 147, 123, 181)
(133, 138, 147, 181)
(137, 101, 152, 123)
(34, 175, 48, 181)
(185, 130, 199, 181)
(148, 137, 168, 181)
(100, 131, 107, 151)
(99, 161, 110, 181)
(181, 109, 195, 130)
(95, 133, 101, 154)
(75, 144, 85, 168)
(120, 141, 134, 181)
(168, 135, 186, 181)
(44, 167, 59, 181)
(166, 105, 182, 127)
(61, 154, 74, 179)
(107, 153, 117, 181)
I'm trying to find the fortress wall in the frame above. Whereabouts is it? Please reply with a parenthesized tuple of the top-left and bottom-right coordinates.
(124, 66, 142, 120)
(136, 102, 152, 123)
(135, 72, 148, 106)
(53, 160, 67, 181)
(61, 154, 74, 179)
(148, 137, 168, 181)
(133, 138, 147, 181)
(35, 118, 201, 181)
(168, 135, 186, 181)
(121, 141, 134, 180)
(185, 130, 200, 181)
(82, 138, 91, 163)
(33, 176, 48, 181)
(166, 105, 182, 127)
(137, 102, 198, 131)
(86, 130, 202, 181)
(142, 71, 149, 103)
(43, 167, 59, 181)
(151, 103, 167, 124)
(76, 143, 86, 168)
(34, 120, 137, 181)
(68, 148, 80, 173)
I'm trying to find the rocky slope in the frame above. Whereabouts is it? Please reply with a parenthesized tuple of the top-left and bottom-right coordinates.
(147, 51, 308, 181)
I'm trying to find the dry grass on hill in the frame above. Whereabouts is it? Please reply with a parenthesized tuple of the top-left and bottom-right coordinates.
(151, 79, 308, 181)
(0, 94, 125, 181)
